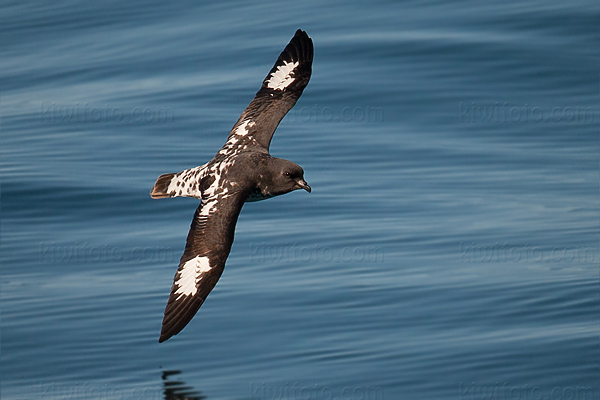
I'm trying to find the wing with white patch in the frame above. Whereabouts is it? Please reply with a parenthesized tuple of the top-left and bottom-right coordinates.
(159, 188, 246, 342)
(150, 163, 210, 199)
(221, 29, 313, 154)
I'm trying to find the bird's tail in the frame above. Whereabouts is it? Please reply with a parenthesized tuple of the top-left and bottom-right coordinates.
(150, 173, 177, 199)
(150, 164, 207, 199)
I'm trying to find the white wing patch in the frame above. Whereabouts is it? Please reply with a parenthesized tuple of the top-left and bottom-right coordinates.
(233, 120, 256, 136)
(174, 256, 212, 299)
(166, 163, 210, 199)
(198, 159, 236, 216)
(219, 120, 257, 155)
(266, 60, 299, 90)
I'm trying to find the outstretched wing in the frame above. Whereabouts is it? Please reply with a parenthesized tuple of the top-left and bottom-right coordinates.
(159, 186, 246, 342)
(220, 29, 313, 155)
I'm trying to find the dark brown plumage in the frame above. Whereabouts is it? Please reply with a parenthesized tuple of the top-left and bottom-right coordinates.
(152, 30, 313, 342)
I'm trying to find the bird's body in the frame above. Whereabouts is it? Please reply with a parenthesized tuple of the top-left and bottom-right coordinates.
(151, 30, 313, 342)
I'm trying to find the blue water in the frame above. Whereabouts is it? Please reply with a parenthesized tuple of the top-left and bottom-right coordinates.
(1, 1, 598, 399)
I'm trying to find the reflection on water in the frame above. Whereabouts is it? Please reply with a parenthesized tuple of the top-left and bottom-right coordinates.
(162, 370, 206, 400)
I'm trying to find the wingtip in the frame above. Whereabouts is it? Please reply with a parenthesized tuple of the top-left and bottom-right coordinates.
(158, 327, 174, 343)
(293, 29, 313, 49)
(295, 28, 309, 37)
(285, 29, 314, 68)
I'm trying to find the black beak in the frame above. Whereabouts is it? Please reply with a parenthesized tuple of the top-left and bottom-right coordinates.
(296, 179, 311, 193)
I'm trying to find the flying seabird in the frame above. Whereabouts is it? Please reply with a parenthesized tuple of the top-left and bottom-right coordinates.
(151, 29, 313, 342)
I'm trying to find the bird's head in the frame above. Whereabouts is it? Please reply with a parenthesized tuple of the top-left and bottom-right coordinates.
(261, 157, 311, 197)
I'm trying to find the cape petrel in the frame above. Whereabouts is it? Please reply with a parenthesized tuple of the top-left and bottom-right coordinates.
(151, 29, 313, 342)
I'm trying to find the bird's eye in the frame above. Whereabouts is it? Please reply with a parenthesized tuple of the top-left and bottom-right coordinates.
(284, 172, 291, 178)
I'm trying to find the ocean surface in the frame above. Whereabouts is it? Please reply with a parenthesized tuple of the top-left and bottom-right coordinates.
(1, 1, 598, 399)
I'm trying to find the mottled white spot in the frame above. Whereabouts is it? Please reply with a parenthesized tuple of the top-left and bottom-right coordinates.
(234, 120, 255, 136)
(166, 164, 208, 199)
(174, 256, 212, 298)
(266, 60, 299, 90)
(219, 120, 256, 155)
